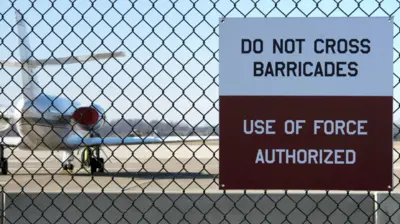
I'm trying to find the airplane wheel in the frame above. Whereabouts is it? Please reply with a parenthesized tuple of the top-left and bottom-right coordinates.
(62, 163, 74, 174)
(90, 158, 105, 174)
(1, 159, 7, 175)
(98, 158, 104, 173)
(90, 158, 98, 174)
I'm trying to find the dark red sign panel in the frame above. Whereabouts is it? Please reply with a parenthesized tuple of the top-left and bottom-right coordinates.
(219, 96, 392, 191)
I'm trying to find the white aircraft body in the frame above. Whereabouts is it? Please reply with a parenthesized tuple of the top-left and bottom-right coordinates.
(0, 10, 218, 174)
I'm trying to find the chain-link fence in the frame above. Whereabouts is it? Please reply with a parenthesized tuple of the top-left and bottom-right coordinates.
(0, 0, 399, 223)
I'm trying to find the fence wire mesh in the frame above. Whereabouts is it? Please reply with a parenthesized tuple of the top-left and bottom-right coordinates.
(0, 0, 399, 223)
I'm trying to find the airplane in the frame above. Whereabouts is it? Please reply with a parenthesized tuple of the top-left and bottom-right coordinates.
(0, 10, 219, 175)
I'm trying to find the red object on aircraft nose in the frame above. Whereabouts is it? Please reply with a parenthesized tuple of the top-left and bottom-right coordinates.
(72, 107, 99, 126)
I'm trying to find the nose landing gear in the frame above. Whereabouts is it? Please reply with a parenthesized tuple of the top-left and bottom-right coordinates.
(62, 163, 74, 174)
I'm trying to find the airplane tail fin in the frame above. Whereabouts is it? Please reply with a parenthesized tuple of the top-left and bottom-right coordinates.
(0, 10, 126, 101)
(15, 9, 40, 100)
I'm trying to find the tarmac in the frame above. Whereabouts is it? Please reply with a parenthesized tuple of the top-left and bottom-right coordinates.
(0, 140, 399, 223)
(0, 140, 220, 193)
(0, 140, 400, 194)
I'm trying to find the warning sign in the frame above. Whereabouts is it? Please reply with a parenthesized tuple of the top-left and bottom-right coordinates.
(218, 17, 393, 191)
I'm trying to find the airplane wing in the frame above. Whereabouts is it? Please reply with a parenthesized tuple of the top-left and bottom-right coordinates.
(64, 135, 219, 148)
(29, 51, 126, 67)
(0, 61, 21, 67)
(0, 136, 22, 147)
(0, 51, 125, 68)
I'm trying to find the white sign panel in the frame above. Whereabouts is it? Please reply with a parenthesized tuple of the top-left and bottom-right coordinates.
(219, 17, 393, 97)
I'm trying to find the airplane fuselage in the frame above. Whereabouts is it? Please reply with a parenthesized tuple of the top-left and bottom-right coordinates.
(12, 94, 102, 151)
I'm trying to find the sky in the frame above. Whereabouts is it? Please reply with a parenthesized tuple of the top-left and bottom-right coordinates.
(0, 0, 399, 126)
